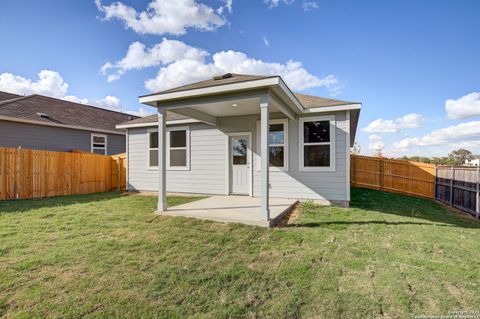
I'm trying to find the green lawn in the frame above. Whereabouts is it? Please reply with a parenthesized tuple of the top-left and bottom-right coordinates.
(0, 189, 479, 318)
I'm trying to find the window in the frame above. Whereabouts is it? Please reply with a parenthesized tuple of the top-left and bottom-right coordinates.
(167, 127, 190, 170)
(148, 130, 158, 168)
(256, 118, 288, 170)
(148, 126, 190, 170)
(91, 133, 107, 155)
(299, 115, 335, 171)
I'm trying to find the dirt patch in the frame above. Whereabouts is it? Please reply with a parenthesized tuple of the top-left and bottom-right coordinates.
(275, 202, 301, 227)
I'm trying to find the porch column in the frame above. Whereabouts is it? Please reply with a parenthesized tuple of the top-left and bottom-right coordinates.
(157, 108, 167, 212)
(260, 97, 270, 220)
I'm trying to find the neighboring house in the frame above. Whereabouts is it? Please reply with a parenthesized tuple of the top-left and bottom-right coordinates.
(0, 91, 138, 155)
(465, 157, 480, 166)
(117, 73, 361, 217)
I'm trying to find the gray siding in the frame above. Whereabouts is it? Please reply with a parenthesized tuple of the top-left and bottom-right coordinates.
(0, 120, 125, 155)
(126, 111, 349, 201)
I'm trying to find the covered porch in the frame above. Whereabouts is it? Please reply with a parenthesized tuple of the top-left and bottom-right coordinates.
(139, 74, 304, 225)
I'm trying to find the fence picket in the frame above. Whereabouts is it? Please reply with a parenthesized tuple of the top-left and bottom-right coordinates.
(0, 147, 126, 201)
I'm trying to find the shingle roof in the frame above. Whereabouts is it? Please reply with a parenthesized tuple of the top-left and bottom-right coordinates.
(0, 92, 138, 133)
(141, 73, 274, 97)
(293, 93, 357, 108)
(118, 112, 189, 126)
(0, 91, 21, 102)
(140, 73, 358, 108)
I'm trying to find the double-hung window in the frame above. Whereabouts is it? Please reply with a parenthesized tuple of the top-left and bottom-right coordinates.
(299, 115, 335, 171)
(148, 126, 190, 170)
(148, 129, 159, 168)
(167, 127, 190, 170)
(256, 118, 288, 170)
(91, 133, 107, 155)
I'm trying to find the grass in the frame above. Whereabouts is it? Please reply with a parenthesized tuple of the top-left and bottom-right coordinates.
(0, 189, 479, 318)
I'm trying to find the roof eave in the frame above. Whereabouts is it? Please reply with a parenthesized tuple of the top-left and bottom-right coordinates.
(116, 118, 201, 129)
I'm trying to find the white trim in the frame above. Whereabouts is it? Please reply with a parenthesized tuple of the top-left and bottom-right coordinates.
(166, 126, 190, 171)
(298, 115, 336, 172)
(125, 132, 129, 191)
(116, 118, 200, 129)
(227, 132, 253, 197)
(303, 103, 362, 113)
(90, 133, 107, 155)
(255, 118, 289, 172)
(0, 115, 125, 135)
(345, 110, 351, 201)
(139, 77, 280, 104)
(225, 134, 230, 195)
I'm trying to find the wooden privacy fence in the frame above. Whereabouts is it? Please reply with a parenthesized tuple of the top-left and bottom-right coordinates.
(0, 147, 126, 201)
(350, 155, 436, 199)
(435, 166, 479, 219)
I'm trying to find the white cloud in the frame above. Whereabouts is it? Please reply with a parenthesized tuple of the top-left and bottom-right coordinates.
(124, 106, 155, 117)
(0, 70, 146, 115)
(265, 0, 294, 8)
(445, 92, 480, 119)
(95, 0, 227, 36)
(262, 36, 270, 47)
(144, 48, 339, 93)
(0, 70, 68, 98)
(393, 121, 480, 151)
(302, 1, 318, 11)
(362, 113, 423, 133)
(217, 0, 233, 14)
(101, 39, 208, 81)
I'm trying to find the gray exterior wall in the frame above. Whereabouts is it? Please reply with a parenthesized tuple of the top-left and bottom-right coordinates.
(126, 110, 350, 202)
(0, 120, 126, 155)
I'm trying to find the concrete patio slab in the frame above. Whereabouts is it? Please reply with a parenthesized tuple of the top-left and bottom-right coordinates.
(159, 195, 298, 227)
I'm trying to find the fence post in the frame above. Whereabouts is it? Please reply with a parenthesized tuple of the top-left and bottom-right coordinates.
(434, 165, 438, 200)
(449, 166, 454, 207)
(380, 158, 384, 191)
(352, 155, 356, 187)
(476, 166, 479, 220)
(117, 157, 121, 191)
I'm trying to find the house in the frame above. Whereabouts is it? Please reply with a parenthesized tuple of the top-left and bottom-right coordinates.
(465, 157, 480, 166)
(117, 73, 361, 224)
(0, 91, 137, 155)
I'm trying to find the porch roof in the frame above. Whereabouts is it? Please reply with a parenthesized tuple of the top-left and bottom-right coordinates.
(120, 73, 361, 144)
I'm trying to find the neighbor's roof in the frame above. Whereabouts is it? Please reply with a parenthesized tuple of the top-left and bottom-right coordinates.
(0, 91, 21, 102)
(0, 92, 138, 134)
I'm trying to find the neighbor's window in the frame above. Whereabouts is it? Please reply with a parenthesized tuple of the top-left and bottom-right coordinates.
(91, 133, 107, 155)
(148, 130, 158, 168)
(168, 127, 189, 170)
(257, 119, 288, 170)
(299, 116, 335, 171)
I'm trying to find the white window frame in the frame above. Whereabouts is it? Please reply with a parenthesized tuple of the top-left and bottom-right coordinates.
(256, 118, 289, 172)
(147, 128, 158, 169)
(299, 115, 336, 172)
(90, 133, 107, 155)
(167, 126, 190, 171)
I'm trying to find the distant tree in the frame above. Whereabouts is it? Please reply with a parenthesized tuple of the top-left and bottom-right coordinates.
(375, 145, 384, 158)
(448, 148, 473, 165)
(351, 142, 361, 155)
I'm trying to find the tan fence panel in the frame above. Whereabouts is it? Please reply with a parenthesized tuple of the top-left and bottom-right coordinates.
(111, 153, 126, 191)
(0, 147, 122, 200)
(351, 155, 435, 199)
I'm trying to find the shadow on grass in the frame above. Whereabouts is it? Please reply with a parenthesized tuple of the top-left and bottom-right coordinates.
(293, 188, 480, 229)
(0, 191, 126, 214)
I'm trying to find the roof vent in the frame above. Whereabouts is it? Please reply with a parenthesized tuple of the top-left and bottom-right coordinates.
(36, 112, 50, 118)
(213, 73, 233, 80)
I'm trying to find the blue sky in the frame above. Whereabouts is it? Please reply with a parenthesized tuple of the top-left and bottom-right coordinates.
(1, 0, 479, 157)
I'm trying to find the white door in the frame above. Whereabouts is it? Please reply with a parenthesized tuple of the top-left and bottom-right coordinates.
(230, 135, 250, 194)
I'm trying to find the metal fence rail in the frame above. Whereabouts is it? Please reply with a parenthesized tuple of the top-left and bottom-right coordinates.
(435, 166, 480, 219)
